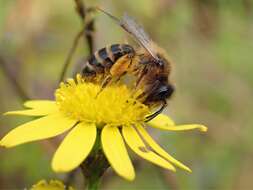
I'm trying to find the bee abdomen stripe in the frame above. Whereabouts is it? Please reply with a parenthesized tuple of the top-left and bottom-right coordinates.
(111, 44, 124, 61)
(82, 63, 96, 76)
(106, 45, 115, 62)
(89, 53, 104, 69)
(98, 47, 114, 67)
(97, 48, 106, 59)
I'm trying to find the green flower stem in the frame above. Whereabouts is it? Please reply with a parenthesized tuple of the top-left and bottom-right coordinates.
(86, 172, 101, 190)
(80, 129, 109, 190)
(81, 150, 109, 190)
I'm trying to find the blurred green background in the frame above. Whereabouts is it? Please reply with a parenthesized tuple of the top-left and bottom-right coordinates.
(1, 0, 253, 189)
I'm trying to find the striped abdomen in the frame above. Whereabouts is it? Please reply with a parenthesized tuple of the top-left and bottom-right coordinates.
(82, 44, 135, 78)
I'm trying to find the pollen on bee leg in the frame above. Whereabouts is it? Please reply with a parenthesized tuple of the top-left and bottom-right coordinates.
(110, 55, 131, 76)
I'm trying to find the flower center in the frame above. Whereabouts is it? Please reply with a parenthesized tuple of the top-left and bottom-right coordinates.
(55, 75, 150, 126)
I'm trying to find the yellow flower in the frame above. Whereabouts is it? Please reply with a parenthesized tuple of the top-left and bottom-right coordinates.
(0, 74, 207, 181)
(30, 179, 74, 190)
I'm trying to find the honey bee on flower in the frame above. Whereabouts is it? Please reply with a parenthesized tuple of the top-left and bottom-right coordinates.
(81, 8, 176, 121)
(0, 75, 207, 181)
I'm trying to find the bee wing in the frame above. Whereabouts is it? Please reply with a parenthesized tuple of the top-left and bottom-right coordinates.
(120, 13, 159, 60)
(96, 8, 159, 60)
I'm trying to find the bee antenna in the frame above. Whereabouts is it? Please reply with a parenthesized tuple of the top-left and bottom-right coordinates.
(96, 6, 121, 24)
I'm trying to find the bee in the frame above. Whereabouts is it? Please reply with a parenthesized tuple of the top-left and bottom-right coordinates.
(81, 8, 175, 121)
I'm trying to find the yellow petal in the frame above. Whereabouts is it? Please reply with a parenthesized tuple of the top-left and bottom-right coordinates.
(101, 125, 135, 181)
(122, 125, 176, 172)
(52, 122, 96, 172)
(24, 100, 56, 108)
(136, 124, 191, 172)
(4, 100, 58, 116)
(147, 114, 175, 129)
(147, 114, 207, 132)
(0, 113, 76, 147)
(151, 123, 208, 132)
(4, 109, 57, 116)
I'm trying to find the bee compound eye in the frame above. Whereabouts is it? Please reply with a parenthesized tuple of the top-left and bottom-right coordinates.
(157, 84, 174, 99)
(145, 84, 174, 103)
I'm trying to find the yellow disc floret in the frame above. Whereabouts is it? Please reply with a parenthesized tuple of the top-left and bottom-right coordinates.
(55, 75, 150, 126)
(31, 179, 74, 190)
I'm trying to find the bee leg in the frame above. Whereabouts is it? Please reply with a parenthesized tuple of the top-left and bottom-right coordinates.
(129, 66, 148, 98)
(95, 74, 125, 98)
(101, 75, 113, 88)
(134, 79, 160, 102)
(101, 73, 126, 89)
(134, 66, 148, 89)
(95, 75, 112, 98)
(145, 100, 167, 122)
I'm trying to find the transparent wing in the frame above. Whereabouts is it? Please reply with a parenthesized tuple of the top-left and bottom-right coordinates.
(120, 13, 158, 60)
(97, 8, 158, 60)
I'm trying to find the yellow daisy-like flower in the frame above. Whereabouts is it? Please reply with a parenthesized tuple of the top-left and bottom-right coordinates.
(31, 179, 74, 190)
(0, 74, 207, 181)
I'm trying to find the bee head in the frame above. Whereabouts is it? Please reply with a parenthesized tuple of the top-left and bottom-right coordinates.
(144, 83, 175, 104)
(156, 84, 174, 99)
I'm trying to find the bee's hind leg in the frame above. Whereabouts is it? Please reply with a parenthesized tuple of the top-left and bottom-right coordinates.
(95, 75, 113, 98)
(145, 100, 167, 122)
(101, 75, 113, 89)
(96, 69, 128, 98)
